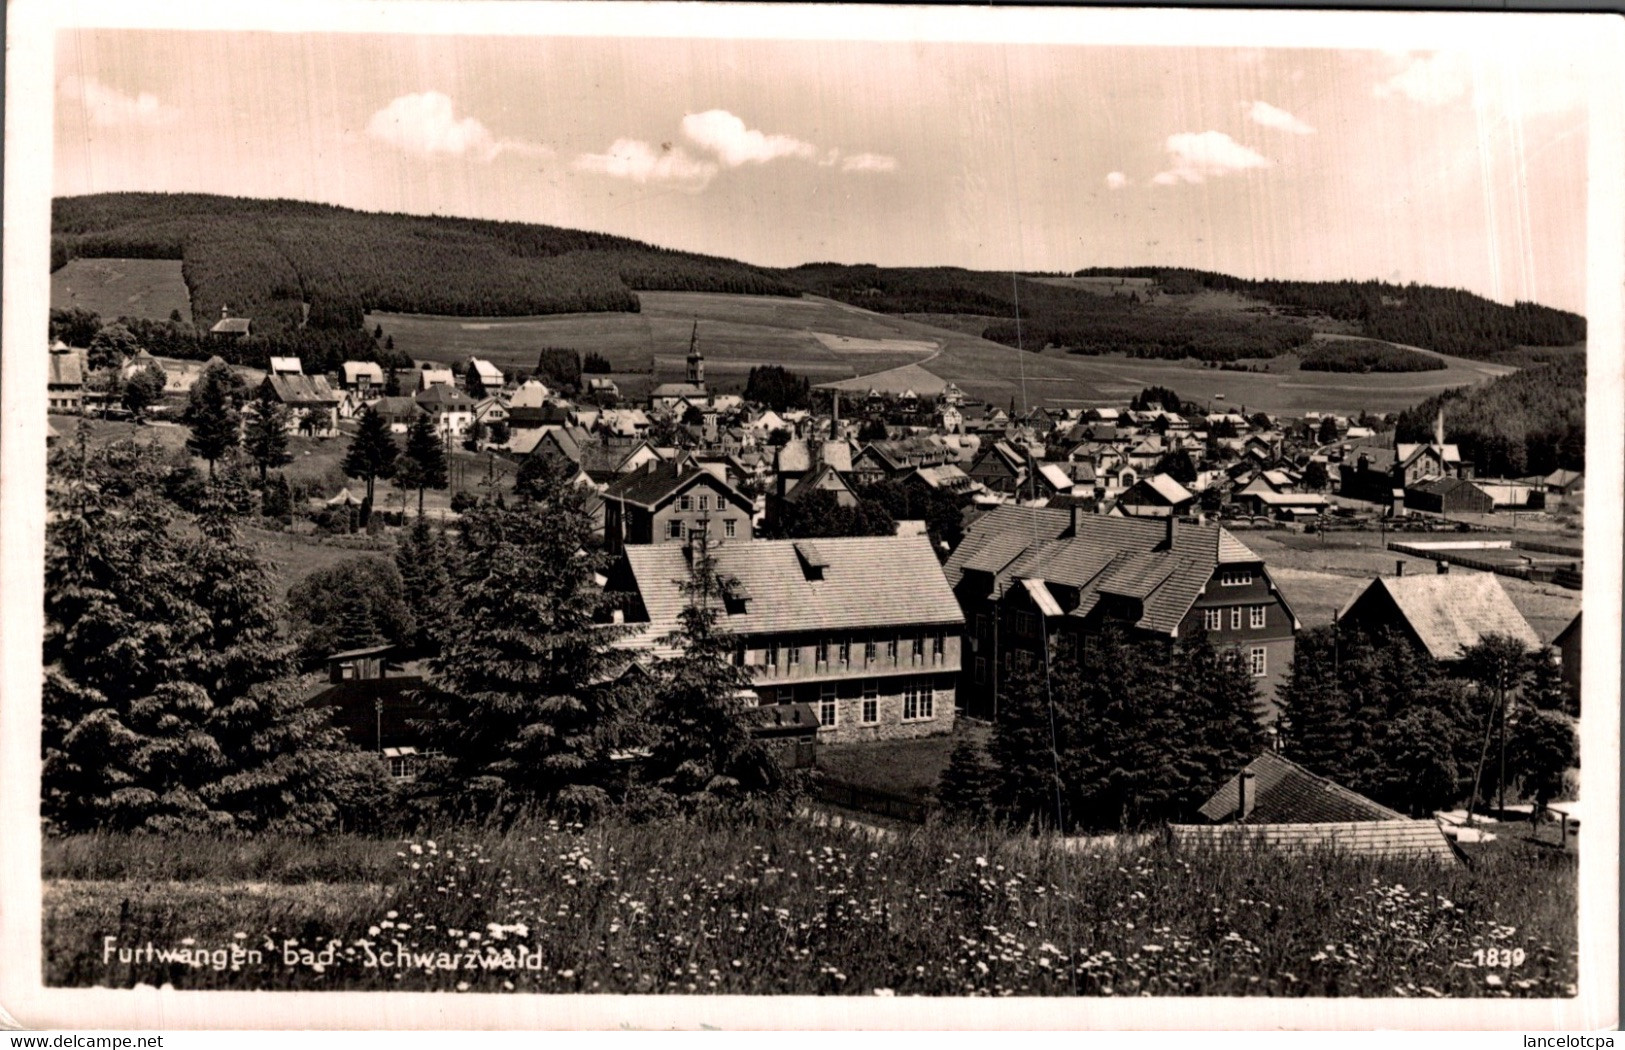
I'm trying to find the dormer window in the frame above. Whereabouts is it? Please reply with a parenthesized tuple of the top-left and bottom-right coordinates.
(793, 540, 829, 582)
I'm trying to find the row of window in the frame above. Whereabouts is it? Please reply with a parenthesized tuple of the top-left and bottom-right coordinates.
(675, 493, 730, 513)
(745, 632, 948, 670)
(811, 678, 936, 727)
(666, 518, 739, 539)
(1201, 604, 1270, 632)
(974, 645, 1268, 682)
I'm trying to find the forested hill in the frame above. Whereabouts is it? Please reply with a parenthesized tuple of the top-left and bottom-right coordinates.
(1073, 267, 1586, 361)
(51, 193, 802, 330)
(54, 193, 1583, 369)
(1395, 354, 1586, 477)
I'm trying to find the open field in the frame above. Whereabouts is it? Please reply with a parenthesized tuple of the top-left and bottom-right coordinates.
(43, 814, 1575, 995)
(372, 291, 1516, 415)
(50, 257, 191, 324)
(369, 292, 945, 395)
(816, 722, 991, 804)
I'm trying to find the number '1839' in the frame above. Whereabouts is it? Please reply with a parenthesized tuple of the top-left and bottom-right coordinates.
(1474, 947, 1526, 967)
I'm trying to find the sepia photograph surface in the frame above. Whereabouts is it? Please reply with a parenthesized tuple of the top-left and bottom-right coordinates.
(2, 0, 1620, 1031)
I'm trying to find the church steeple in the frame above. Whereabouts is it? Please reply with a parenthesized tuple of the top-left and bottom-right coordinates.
(686, 320, 705, 387)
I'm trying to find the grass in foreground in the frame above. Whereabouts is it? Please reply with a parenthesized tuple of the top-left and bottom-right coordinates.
(44, 815, 1574, 997)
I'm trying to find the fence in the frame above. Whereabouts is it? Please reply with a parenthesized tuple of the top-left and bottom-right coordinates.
(815, 779, 935, 824)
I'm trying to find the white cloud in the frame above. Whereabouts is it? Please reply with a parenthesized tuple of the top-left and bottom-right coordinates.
(368, 92, 498, 160)
(1246, 100, 1315, 135)
(841, 152, 898, 173)
(680, 109, 817, 167)
(1104, 171, 1129, 190)
(1151, 131, 1273, 186)
(576, 109, 897, 189)
(59, 75, 179, 128)
(365, 92, 552, 163)
(572, 138, 719, 191)
(1374, 52, 1471, 107)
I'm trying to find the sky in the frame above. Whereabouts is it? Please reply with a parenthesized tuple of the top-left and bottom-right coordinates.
(51, 20, 1592, 314)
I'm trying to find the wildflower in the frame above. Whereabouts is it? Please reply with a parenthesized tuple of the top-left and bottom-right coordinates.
(456, 981, 469, 992)
(873, 988, 895, 997)
(1486, 974, 1504, 988)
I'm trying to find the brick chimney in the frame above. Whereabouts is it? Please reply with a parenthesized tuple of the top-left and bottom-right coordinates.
(1395, 560, 1405, 577)
(1164, 513, 1176, 550)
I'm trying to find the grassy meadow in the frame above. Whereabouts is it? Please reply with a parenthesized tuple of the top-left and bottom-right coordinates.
(371, 289, 1517, 416)
(43, 815, 1575, 996)
(50, 258, 192, 324)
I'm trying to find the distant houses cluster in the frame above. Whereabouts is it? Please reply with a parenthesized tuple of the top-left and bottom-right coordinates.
(47, 326, 1578, 790)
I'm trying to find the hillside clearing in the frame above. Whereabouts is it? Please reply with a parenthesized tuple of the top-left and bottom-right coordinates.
(50, 257, 191, 324)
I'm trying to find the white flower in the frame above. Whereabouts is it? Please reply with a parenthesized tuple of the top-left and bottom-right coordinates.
(1486, 974, 1504, 988)
(873, 988, 895, 996)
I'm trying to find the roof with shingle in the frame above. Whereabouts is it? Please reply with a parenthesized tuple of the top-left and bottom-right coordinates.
(371, 396, 424, 421)
(942, 504, 1072, 589)
(1347, 444, 1397, 472)
(783, 463, 854, 504)
(48, 351, 83, 387)
(415, 385, 478, 410)
(211, 317, 252, 334)
(264, 374, 338, 406)
(1338, 572, 1540, 661)
(341, 361, 384, 385)
(602, 460, 751, 512)
(776, 440, 811, 473)
(1198, 752, 1407, 824)
(617, 535, 963, 647)
(1169, 821, 1458, 864)
(508, 379, 552, 409)
(953, 511, 1271, 635)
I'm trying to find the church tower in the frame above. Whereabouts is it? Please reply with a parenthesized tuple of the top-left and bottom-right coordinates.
(686, 320, 705, 387)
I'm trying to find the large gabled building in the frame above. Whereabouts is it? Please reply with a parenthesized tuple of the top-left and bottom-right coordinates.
(945, 505, 1298, 720)
(601, 459, 755, 554)
(606, 534, 964, 744)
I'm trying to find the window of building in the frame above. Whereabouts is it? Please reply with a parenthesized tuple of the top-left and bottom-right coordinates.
(816, 640, 829, 665)
(912, 635, 925, 660)
(787, 644, 800, 666)
(975, 613, 988, 639)
(887, 637, 898, 661)
(1014, 611, 1036, 637)
(667, 520, 683, 540)
(1230, 606, 1242, 631)
(933, 631, 945, 659)
(904, 679, 935, 720)
(698, 494, 710, 512)
(1016, 651, 1032, 671)
(865, 638, 877, 663)
(974, 657, 987, 683)
(1203, 607, 1222, 632)
(724, 519, 737, 538)
(839, 640, 851, 666)
(861, 681, 879, 723)
(733, 643, 746, 667)
(766, 641, 779, 667)
(1250, 605, 1267, 629)
(819, 684, 837, 727)
(1220, 570, 1254, 587)
(1250, 647, 1267, 678)
(678, 495, 693, 511)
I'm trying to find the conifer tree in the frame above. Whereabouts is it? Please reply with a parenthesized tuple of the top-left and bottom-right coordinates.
(1523, 646, 1570, 713)
(1170, 631, 1264, 808)
(395, 516, 456, 655)
(422, 473, 638, 816)
(43, 435, 380, 833)
(396, 413, 449, 517)
(183, 362, 245, 478)
(1506, 708, 1577, 816)
(937, 735, 999, 824)
(261, 472, 293, 522)
(242, 386, 292, 484)
(1277, 626, 1354, 782)
(644, 535, 784, 807)
(342, 406, 398, 506)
